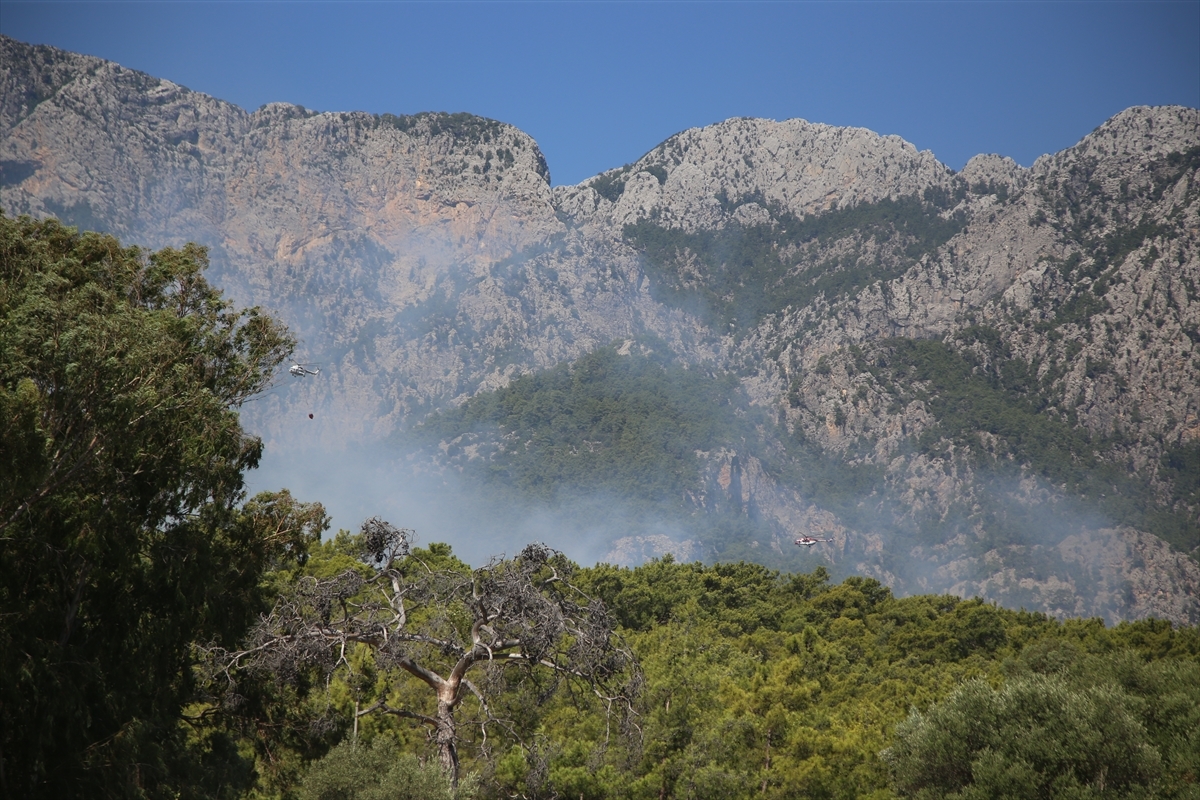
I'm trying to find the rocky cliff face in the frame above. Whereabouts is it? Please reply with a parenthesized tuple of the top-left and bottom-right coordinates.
(0, 35, 700, 446)
(684, 105, 1200, 623)
(556, 116, 955, 232)
(3, 35, 1197, 623)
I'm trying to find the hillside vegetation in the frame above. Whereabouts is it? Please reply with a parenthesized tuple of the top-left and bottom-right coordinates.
(624, 192, 968, 331)
(241, 533, 1200, 800)
(416, 345, 749, 505)
(405, 109, 1200, 622)
(413, 320, 1199, 619)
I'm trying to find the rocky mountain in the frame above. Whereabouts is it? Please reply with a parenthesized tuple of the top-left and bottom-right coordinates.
(3, 35, 1198, 623)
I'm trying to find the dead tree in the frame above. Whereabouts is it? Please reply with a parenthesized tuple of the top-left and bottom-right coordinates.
(212, 518, 640, 787)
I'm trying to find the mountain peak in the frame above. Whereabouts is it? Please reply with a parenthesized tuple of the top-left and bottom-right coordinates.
(556, 115, 953, 231)
(1034, 104, 1200, 174)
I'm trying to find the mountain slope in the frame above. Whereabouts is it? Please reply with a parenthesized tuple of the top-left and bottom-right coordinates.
(0, 36, 708, 444)
(3, 35, 1198, 622)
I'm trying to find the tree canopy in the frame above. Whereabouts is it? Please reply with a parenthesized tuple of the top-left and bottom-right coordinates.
(214, 521, 640, 789)
(0, 214, 317, 797)
(242, 543, 1200, 800)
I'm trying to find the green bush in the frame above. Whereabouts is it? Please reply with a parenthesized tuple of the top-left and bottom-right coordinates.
(883, 648, 1200, 799)
(299, 739, 460, 800)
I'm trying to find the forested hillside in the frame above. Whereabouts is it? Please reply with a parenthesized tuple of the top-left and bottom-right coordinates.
(216, 526, 1200, 800)
(419, 109, 1200, 622)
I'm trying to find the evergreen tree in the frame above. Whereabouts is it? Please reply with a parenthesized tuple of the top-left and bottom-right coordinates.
(0, 214, 310, 797)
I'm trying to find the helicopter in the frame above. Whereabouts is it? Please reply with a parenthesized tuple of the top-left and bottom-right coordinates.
(795, 536, 834, 548)
(289, 363, 321, 378)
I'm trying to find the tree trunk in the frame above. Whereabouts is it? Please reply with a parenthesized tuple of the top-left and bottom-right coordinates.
(436, 697, 459, 788)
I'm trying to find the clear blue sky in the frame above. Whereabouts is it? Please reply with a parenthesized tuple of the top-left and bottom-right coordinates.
(2, 1, 1197, 186)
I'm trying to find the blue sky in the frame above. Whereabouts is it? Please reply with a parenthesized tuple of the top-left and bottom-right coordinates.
(2, 1, 1197, 186)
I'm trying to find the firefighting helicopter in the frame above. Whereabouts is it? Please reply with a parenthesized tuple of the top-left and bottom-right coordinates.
(289, 363, 321, 378)
(795, 536, 834, 547)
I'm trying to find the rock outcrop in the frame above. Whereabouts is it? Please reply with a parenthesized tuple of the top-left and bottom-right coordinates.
(556, 117, 955, 232)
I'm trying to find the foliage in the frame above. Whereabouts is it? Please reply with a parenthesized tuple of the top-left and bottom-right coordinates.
(416, 344, 751, 508)
(885, 675, 1160, 798)
(215, 522, 640, 788)
(191, 535, 1200, 800)
(467, 557, 1200, 800)
(884, 646, 1200, 798)
(413, 313, 1196, 584)
(624, 194, 966, 330)
(298, 739, 456, 800)
(590, 166, 633, 202)
(0, 214, 312, 798)
(375, 111, 504, 145)
(411, 343, 798, 566)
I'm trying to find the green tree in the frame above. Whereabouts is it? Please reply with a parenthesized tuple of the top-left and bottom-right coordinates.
(882, 674, 1164, 798)
(216, 524, 640, 789)
(0, 214, 309, 797)
(298, 738, 458, 800)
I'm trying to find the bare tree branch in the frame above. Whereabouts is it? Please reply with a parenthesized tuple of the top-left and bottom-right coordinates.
(209, 520, 640, 788)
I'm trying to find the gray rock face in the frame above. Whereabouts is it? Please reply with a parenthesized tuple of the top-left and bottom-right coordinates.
(4, 35, 1198, 623)
(959, 153, 1026, 193)
(556, 116, 955, 232)
(726, 105, 1200, 622)
(0, 56, 243, 245)
(0, 36, 693, 447)
(0, 39, 106, 136)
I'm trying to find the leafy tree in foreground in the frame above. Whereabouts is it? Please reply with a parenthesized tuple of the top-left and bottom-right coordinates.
(883, 675, 1161, 798)
(213, 521, 640, 788)
(882, 643, 1200, 799)
(0, 214, 310, 797)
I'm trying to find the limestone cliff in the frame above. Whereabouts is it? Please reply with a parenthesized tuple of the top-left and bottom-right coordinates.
(1, 36, 702, 448)
(556, 116, 955, 232)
